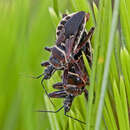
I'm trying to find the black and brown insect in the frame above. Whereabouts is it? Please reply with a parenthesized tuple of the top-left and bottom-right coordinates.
(34, 11, 95, 124)
(37, 28, 94, 124)
(34, 11, 94, 103)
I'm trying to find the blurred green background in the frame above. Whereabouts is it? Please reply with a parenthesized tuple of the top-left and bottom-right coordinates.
(0, 0, 130, 130)
(0, 0, 62, 129)
(1, 0, 88, 129)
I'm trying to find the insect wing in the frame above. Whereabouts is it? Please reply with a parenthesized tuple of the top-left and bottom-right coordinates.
(64, 11, 86, 38)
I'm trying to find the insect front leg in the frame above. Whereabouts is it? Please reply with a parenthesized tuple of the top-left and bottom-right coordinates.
(33, 65, 56, 106)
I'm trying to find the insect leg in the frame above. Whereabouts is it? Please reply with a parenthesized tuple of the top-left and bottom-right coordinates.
(44, 46, 52, 52)
(41, 61, 50, 67)
(41, 77, 55, 106)
(74, 27, 95, 54)
(72, 62, 86, 85)
(32, 73, 55, 106)
(37, 105, 64, 113)
(84, 88, 88, 101)
(53, 82, 64, 90)
(87, 27, 95, 40)
(32, 73, 44, 79)
(49, 90, 68, 98)
(64, 112, 86, 125)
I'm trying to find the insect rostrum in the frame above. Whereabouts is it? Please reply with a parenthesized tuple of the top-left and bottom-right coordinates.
(35, 11, 95, 124)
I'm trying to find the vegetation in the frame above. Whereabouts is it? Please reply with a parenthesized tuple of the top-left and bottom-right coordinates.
(0, 0, 129, 130)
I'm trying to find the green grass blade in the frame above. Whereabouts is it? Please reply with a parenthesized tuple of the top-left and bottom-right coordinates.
(49, 7, 60, 27)
(112, 81, 126, 130)
(104, 93, 118, 130)
(120, 48, 130, 106)
(120, 0, 130, 52)
(93, 2, 98, 22)
(0, 0, 130, 130)
(82, 52, 91, 76)
(87, 0, 112, 129)
(95, 0, 120, 129)
(120, 77, 130, 130)
(53, 0, 59, 16)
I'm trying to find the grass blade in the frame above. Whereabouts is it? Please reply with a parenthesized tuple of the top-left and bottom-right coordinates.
(95, 0, 120, 129)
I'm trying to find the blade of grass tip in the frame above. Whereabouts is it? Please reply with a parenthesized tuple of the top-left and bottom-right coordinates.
(120, 76, 130, 130)
(104, 93, 118, 130)
(48, 7, 59, 28)
(120, 0, 130, 52)
(95, 0, 120, 129)
(93, 2, 98, 22)
(112, 80, 126, 130)
(69, 0, 77, 12)
(53, 0, 59, 17)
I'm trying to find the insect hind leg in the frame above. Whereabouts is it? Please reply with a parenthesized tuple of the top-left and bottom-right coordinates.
(36, 105, 64, 113)
(53, 82, 64, 90)
(74, 27, 95, 55)
(49, 90, 67, 98)
(64, 112, 86, 125)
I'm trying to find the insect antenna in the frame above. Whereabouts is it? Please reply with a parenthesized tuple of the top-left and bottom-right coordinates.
(36, 105, 64, 113)
(64, 112, 86, 125)
(32, 74, 55, 107)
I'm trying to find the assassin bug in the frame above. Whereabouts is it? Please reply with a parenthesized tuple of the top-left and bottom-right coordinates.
(37, 28, 94, 124)
(34, 11, 94, 104)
